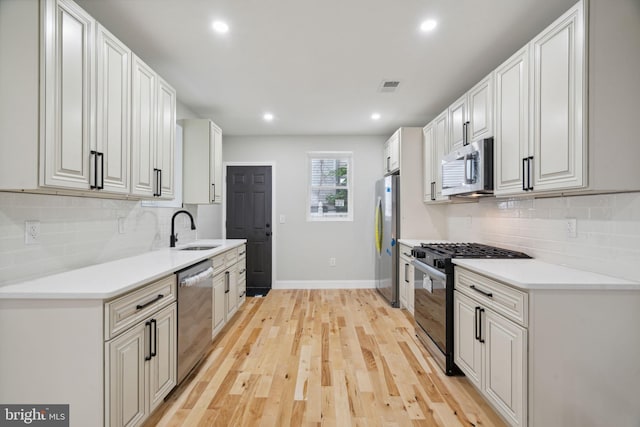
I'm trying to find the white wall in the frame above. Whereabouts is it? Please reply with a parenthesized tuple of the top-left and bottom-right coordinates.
(215, 135, 385, 286)
(443, 192, 640, 282)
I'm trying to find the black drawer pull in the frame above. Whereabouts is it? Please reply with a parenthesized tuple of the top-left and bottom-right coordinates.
(470, 285, 493, 298)
(136, 294, 164, 310)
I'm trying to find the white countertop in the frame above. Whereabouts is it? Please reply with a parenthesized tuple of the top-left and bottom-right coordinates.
(452, 259, 640, 291)
(0, 239, 246, 300)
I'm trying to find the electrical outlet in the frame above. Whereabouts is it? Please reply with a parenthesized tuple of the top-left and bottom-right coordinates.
(329, 257, 336, 267)
(25, 220, 40, 245)
(566, 218, 577, 238)
(279, 214, 286, 224)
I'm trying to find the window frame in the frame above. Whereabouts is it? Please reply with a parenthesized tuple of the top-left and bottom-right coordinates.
(306, 151, 354, 222)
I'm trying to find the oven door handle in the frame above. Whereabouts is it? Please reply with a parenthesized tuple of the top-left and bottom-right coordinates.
(411, 260, 446, 281)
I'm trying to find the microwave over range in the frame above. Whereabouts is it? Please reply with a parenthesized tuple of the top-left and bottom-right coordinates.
(441, 138, 493, 197)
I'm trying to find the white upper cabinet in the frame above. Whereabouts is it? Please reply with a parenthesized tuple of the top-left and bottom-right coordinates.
(131, 55, 157, 198)
(433, 110, 450, 202)
(131, 56, 175, 199)
(181, 119, 223, 204)
(156, 77, 176, 199)
(530, 2, 585, 193)
(383, 130, 400, 174)
(41, 0, 95, 190)
(448, 74, 493, 152)
(494, 46, 530, 196)
(422, 123, 434, 202)
(95, 24, 130, 194)
(0, 0, 176, 200)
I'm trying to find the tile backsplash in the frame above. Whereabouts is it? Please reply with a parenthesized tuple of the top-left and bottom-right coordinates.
(0, 192, 197, 286)
(445, 192, 640, 281)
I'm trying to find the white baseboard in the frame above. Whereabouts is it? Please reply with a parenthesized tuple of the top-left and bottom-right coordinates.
(273, 280, 376, 290)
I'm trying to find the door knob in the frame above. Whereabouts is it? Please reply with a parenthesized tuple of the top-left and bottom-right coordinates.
(266, 232, 272, 237)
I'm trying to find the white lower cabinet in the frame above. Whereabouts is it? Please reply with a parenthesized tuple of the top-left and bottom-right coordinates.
(454, 270, 527, 427)
(211, 244, 246, 339)
(399, 243, 414, 315)
(105, 290, 177, 427)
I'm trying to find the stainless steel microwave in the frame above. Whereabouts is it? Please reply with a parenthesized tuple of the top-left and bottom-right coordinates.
(441, 138, 493, 197)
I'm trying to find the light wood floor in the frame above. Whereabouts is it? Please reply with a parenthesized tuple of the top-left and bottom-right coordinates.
(145, 289, 506, 427)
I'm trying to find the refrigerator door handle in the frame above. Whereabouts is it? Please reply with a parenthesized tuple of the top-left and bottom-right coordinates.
(375, 197, 383, 255)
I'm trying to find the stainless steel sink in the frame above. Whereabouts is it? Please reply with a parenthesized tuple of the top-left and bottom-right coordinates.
(179, 245, 219, 251)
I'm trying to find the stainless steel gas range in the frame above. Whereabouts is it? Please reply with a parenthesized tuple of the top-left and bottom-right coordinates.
(410, 243, 530, 375)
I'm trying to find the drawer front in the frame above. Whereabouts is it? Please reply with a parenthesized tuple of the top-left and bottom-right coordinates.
(224, 248, 238, 267)
(237, 259, 246, 282)
(104, 275, 176, 340)
(237, 244, 247, 260)
(455, 268, 528, 327)
(399, 243, 413, 260)
(212, 253, 226, 276)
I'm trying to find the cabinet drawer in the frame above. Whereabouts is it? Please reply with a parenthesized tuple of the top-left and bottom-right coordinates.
(455, 268, 528, 327)
(237, 259, 246, 281)
(212, 253, 226, 276)
(104, 275, 176, 340)
(237, 245, 246, 260)
(224, 248, 238, 267)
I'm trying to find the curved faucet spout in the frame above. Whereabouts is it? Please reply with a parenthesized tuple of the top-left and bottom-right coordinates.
(170, 210, 196, 247)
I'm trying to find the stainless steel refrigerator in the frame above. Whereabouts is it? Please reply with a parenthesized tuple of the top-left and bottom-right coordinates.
(374, 174, 399, 307)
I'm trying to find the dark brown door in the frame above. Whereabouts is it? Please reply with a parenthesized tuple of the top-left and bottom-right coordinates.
(226, 166, 272, 296)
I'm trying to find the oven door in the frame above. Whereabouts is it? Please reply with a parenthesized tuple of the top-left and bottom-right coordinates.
(412, 259, 448, 357)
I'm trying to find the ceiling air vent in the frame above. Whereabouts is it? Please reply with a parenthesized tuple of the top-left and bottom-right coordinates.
(379, 80, 401, 93)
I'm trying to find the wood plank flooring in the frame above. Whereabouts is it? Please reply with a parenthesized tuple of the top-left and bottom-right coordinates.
(145, 289, 506, 427)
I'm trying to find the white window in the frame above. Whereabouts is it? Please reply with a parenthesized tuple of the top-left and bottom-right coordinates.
(307, 152, 353, 221)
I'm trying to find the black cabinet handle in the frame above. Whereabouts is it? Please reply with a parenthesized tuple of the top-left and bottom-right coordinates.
(528, 156, 534, 191)
(474, 306, 480, 341)
(158, 169, 162, 197)
(136, 294, 164, 310)
(522, 158, 527, 191)
(153, 168, 159, 196)
(145, 321, 152, 361)
(479, 308, 485, 343)
(211, 183, 215, 202)
(225, 271, 230, 294)
(404, 263, 410, 283)
(150, 318, 157, 358)
(470, 285, 493, 298)
(431, 182, 436, 201)
(97, 152, 105, 190)
(90, 151, 98, 189)
(386, 156, 391, 172)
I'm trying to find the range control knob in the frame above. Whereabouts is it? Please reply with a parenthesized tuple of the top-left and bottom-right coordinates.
(413, 250, 425, 259)
(434, 259, 446, 269)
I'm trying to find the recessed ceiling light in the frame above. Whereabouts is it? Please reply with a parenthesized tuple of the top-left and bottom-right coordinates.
(420, 19, 438, 32)
(212, 20, 229, 34)
(263, 113, 274, 122)
(371, 113, 381, 120)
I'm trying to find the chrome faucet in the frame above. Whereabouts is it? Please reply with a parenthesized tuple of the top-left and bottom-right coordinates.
(170, 210, 196, 247)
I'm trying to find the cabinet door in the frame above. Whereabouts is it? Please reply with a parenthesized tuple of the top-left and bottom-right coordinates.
(211, 122, 223, 203)
(398, 258, 408, 309)
(41, 0, 95, 190)
(448, 94, 467, 151)
(131, 55, 157, 197)
(483, 309, 527, 427)
(96, 24, 130, 194)
(433, 110, 449, 201)
(407, 263, 415, 315)
(148, 304, 177, 412)
(106, 322, 147, 427)
(156, 77, 175, 199)
(226, 268, 238, 319)
(530, 2, 585, 192)
(494, 47, 530, 196)
(468, 74, 493, 142)
(453, 291, 482, 389)
(422, 123, 434, 202)
(212, 273, 226, 337)
(237, 262, 246, 306)
(389, 132, 400, 172)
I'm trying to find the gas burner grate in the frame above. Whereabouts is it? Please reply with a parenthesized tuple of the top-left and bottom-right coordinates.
(419, 243, 530, 259)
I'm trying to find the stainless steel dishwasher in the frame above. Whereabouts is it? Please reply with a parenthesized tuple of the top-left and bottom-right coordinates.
(176, 259, 214, 384)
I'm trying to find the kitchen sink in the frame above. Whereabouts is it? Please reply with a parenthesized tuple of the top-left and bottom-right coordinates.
(179, 245, 219, 251)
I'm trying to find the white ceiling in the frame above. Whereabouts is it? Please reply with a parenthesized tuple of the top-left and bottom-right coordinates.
(75, 0, 577, 136)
